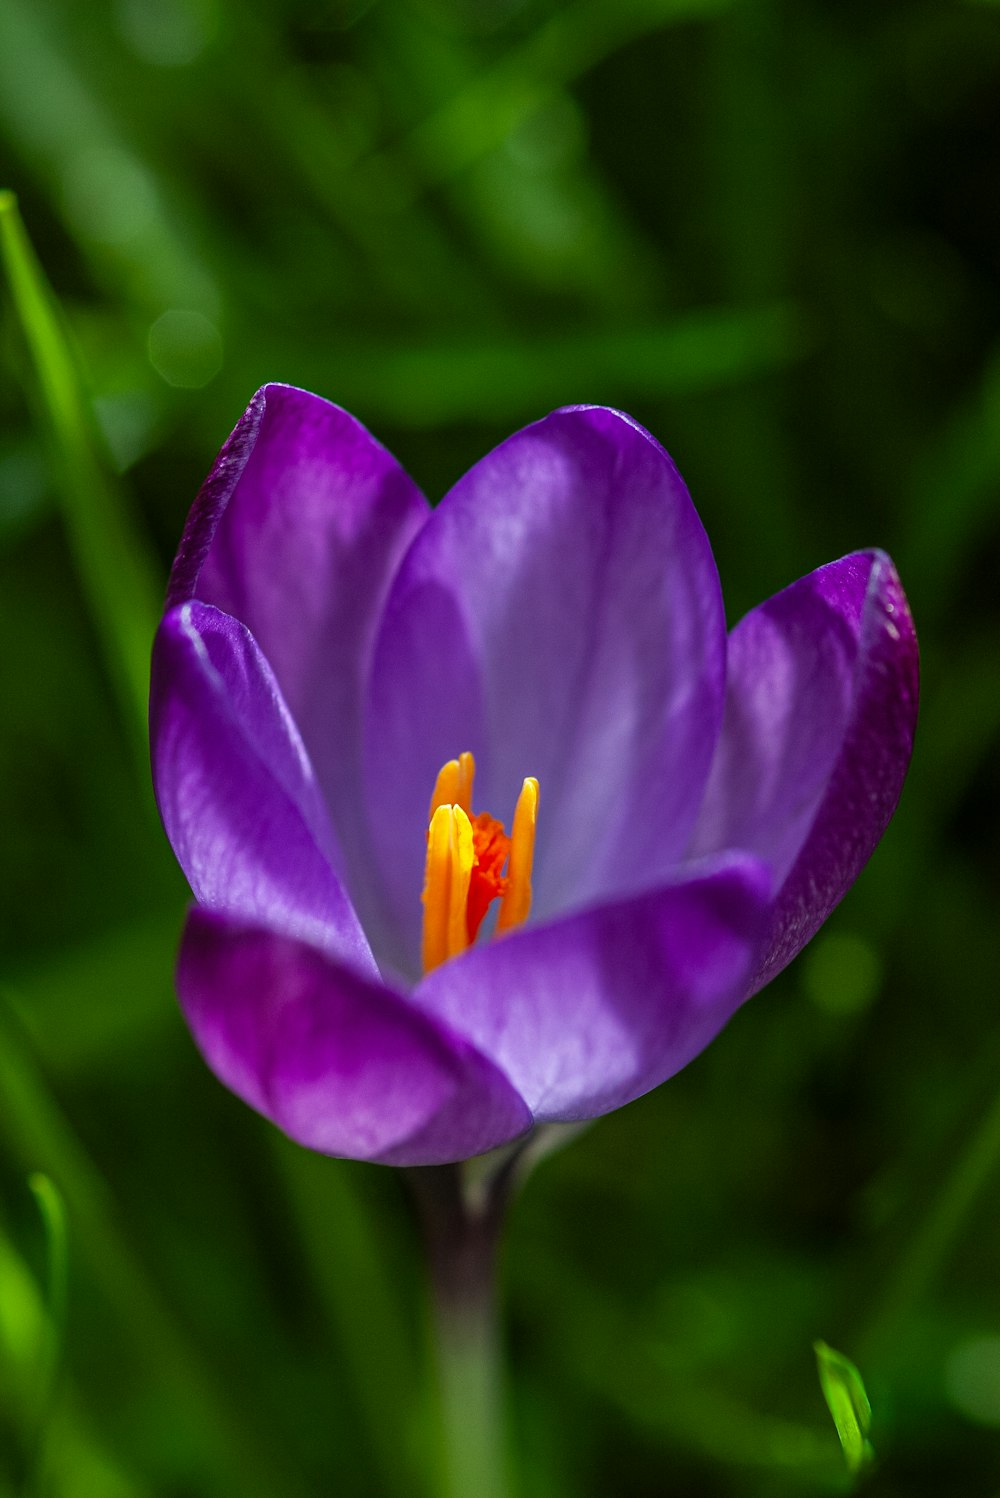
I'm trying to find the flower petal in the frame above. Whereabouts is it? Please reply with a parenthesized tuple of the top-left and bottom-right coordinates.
(151, 601, 376, 977)
(177, 908, 533, 1165)
(167, 383, 428, 900)
(413, 854, 771, 1122)
(366, 406, 727, 974)
(689, 551, 918, 990)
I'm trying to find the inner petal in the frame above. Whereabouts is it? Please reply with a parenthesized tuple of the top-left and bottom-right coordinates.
(364, 406, 727, 978)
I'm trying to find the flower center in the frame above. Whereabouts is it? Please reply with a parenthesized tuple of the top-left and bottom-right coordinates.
(421, 751, 538, 974)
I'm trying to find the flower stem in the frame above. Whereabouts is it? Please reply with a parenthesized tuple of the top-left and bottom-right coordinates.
(407, 1160, 517, 1498)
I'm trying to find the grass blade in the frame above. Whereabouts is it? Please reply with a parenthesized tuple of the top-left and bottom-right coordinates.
(0, 191, 159, 760)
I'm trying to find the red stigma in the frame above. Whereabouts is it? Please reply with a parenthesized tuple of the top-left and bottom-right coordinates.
(465, 812, 510, 942)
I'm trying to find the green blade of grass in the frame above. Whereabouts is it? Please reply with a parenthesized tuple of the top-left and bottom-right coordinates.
(376, 0, 737, 186)
(24, 1175, 68, 1497)
(814, 1341, 874, 1479)
(310, 301, 810, 427)
(1, 1216, 153, 1498)
(27, 1176, 68, 1352)
(0, 191, 159, 761)
(0, 992, 314, 1498)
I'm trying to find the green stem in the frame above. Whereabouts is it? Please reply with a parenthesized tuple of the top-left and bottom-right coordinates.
(408, 1162, 516, 1498)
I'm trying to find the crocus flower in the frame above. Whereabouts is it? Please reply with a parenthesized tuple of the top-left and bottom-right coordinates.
(151, 386, 918, 1167)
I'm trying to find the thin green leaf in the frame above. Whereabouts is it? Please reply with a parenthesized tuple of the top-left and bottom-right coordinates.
(314, 302, 809, 427)
(0, 191, 159, 762)
(814, 1340, 875, 1477)
(0, 992, 315, 1498)
(27, 1176, 67, 1362)
(384, 0, 737, 185)
(23, 1176, 68, 1498)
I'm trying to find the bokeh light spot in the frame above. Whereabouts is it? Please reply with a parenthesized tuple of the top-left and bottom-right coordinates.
(61, 147, 158, 247)
(505, 96, 586, 173)
(945, 1337, 1000, 1427)
(115, 0, 217, 66)
(148, 310, 223, 388)
(802, 932, 882, 1017)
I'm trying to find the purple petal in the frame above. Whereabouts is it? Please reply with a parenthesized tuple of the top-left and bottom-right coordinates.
(366, 406, 727, 975)
(413, 854, 771, 1122)
(167, 384, 428, 908)
(689, 551, 918, 990)
(151, 601, 376, 978)
(177, 908, 533, 1165)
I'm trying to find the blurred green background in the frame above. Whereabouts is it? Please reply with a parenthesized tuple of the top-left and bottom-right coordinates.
(2, 0, 999, 1493)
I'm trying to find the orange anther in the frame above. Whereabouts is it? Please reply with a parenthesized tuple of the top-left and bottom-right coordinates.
(421, 803, 474, 973)
(421, 754, 538, 973)
(497, 777, 538, 934)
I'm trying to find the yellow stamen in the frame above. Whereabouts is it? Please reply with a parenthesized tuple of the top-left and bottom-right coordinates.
(456, 751, 475, 814)
(421, 803, 475, 973)
(429, 760, 459, 819)
(428, 750, 475, 820)
(497, 777, 538, 933)
(422, 754, 538, 972)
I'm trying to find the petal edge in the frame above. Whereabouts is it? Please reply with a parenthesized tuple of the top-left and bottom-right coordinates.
(151, 601, 376, 976)
(178, 909, 533, 1166)
(753, 551, 918, 989)
(414, 853, 772, 1122)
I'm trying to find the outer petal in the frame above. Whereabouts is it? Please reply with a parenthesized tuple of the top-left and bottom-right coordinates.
(177, 909, 533, 1166)
(366, 406, 727, 975)
(151, 601, 376, 978)
(167, 383, 429, 908)
(689, 551, 918, 990)
(414, 854, 771, 1122)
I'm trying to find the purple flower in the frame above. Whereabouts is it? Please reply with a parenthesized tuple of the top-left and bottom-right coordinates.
(150, 385, 918, 1167)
